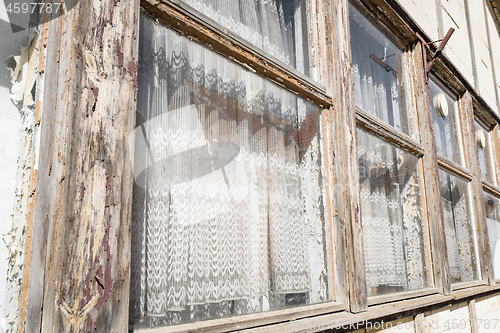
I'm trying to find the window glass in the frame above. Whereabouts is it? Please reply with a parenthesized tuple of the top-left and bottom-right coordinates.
(475, 120, 491, 183)
(485, 193, 500, 279)
(180, 0, 310, 75)
(439, 169, 478, 283)
(129, 14, 331, 328)
(349, 4, 410, 135)
(429, 78, 461, 164)
(357, 128, 430, 297)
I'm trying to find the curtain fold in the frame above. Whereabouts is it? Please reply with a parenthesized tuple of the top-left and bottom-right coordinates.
(130, 14, 327, 327)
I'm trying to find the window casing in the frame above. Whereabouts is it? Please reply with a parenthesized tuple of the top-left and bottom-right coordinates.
(349, 3, 432, 299)
(130, 0, 335, 329)
(428, 75, 481, 286)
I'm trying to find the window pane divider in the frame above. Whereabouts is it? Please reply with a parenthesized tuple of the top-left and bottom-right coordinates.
(140, 0, 332, 107)
(437, 156, 473, 182)
(132, 302, 346, 333)
(451, 280, 488, 292)
(355, 107, 425, 157)
(367, 288, 439, 307)
(482, 180, 500, 198)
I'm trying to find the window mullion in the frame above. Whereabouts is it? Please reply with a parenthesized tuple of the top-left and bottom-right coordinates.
(458, 92, 496, 285)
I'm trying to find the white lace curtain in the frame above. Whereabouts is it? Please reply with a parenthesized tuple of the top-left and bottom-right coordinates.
(349, 4, 405, 134)
(439, 170, 477, 283)
(357, 129, 429, 296)
(129, 15, 327, 327)
(181, 0, 308, 73)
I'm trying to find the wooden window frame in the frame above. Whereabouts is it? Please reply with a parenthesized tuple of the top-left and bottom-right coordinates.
(131, 0, 347, 331)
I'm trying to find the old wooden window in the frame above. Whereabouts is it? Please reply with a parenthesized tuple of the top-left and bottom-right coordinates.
(129, 0, 335, 330)
(349, 3, 431, 299)
(429, 75, 480, 285)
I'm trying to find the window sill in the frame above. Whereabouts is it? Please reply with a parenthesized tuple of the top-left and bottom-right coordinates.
(132, 301, 345, 333)
(367, 287, 439, 306)
(236, 284, 500, 333)
(451, 279, 488, 292)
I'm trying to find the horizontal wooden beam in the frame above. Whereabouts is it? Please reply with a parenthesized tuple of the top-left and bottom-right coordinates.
(437, 156, 473, 182)
(140, 0, 332, 108)
(356, 108, 425, 157)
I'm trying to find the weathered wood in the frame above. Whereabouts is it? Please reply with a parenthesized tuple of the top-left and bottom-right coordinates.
(414, 313, 425, 333)
(436, 156, 473, 182)
(407, 41, 451, 295)
(458, 92, 495, 285)
(483, 180, 500, 198)
(23, 0, 140, 332)
(132, 303, 346, 333)
(331, 0, 367, 313)
(355, 108, 425, 158)
(140, 0, 332, 108)
(468, 299, 479, 333)
(310, 0, 347, 306)
(367, 288, 439, 307)
(451, 280, 488, 292)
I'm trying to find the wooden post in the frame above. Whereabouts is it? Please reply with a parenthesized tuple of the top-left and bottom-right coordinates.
(24, 0, 139, 332)
(459, 92, 495, 285)
(331, 0, 367, 313)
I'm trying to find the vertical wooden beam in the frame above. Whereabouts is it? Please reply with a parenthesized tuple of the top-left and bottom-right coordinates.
(468, 299, 479, 333)
(407, 41, 451, 295)
(311, 0, 348, 305)
(331, 0, 367, 313)
(459, 92, 495, 285)
(414, 313, 426, 333)
(25, 0, 139, 332)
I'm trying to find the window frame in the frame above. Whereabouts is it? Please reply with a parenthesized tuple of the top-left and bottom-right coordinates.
(348, 0, 438, 307)
(131, 0, 346, 331)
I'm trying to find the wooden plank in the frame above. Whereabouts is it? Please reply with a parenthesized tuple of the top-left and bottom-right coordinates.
(436, 156, 474, 182)
(355, 108, 426, 157)
(458, 92, 495, 286)
(133, 303, 346, 333)
(451, 280, 488, 292)
(24, 0, 141, 332)
(311, 0, 347, 306)
(367, 288, 439, 307)
(140, 0, 332, 108)
(330, 0, 367, 313)
(469, 299, 479, 333)
(407, 41, 451, 295)
(414, 313, 425, 333)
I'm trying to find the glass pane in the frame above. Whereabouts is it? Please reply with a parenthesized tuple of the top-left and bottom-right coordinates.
(180, 0, 310, 75)
(485, 193, 500, 279)
(357, 129, 430, 297)
(439, 169, 478, 283)
(429, 78, 461, 164)
(475, 120, 491, 183)
(350, 4, 409, 135)
(129, 14, 331, 329)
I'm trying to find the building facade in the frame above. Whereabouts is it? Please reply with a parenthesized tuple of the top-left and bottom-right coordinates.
(2, 0, 500, 332)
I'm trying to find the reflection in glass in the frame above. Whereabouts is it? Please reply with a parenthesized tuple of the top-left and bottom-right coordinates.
(357, 129, 430, 297)
(349, 4, 409, 135)
(180, 0, 310, 75)
(475, 120, 491, 182)
(485, 193, 500, 279)
(429, 78, 461, 164)
(439, 170, 478, 283)
(129, 14, 331, 329)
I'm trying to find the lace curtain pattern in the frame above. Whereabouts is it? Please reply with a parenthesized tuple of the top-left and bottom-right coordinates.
(357, 129, 429, 297)
(129, 14, 330, 328)
(349, 4, 408, 135)
(180, 0, 310, 74)
(439, 170, 478, 283)
(485, 194, 500, 279)
(429, 78, 461, 164)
